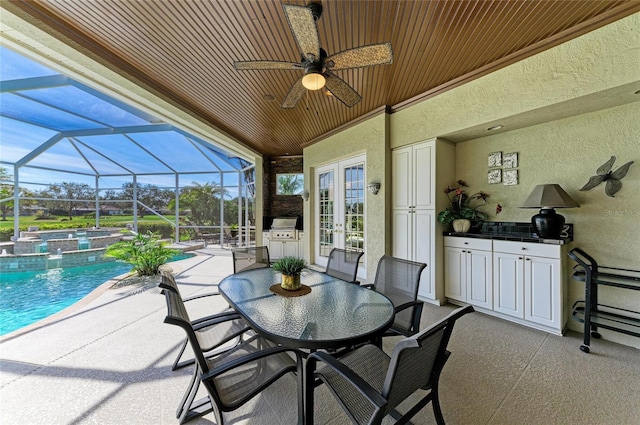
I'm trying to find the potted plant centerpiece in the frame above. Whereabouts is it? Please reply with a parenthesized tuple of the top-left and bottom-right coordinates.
(271, 256, 306, 290)
(437, 180, 490, 233)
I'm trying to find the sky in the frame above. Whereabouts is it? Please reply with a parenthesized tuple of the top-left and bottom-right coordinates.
(0, 46, 249, 195)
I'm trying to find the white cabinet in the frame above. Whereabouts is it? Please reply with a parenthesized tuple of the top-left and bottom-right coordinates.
(493, 240, 566, 335)
(392, 142, 434, 210)
(444, 237, 493, 310)
(266, 233, 304, 260)
(444, 237, 568, 335)
(392, 139, 455, 303)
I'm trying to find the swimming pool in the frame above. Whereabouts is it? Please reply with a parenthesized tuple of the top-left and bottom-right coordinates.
(0, 254, 193, 336)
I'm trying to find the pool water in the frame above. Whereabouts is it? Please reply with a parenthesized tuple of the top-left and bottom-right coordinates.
(0, 254, 193, 336)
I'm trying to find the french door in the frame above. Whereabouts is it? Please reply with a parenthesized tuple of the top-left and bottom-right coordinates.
(315, 155, 366, 277)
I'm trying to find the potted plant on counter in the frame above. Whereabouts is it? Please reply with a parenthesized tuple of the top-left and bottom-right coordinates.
(271, 256, 306, 290)
(437, 180, 489, 233)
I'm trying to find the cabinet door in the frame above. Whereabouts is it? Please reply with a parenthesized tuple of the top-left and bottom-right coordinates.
(414, 209, 434, 299)
(269, 241, 284, 260)
(524, 256, 561, 329)
(391, 147, 412, 209)
(413, 143, 433, 209)
(392, 209, 412, 261)
(444, 246, 466, 301)
(283, 241, 299, 258)
(493, 252, 524, 318)
(467, 249, 493, 310)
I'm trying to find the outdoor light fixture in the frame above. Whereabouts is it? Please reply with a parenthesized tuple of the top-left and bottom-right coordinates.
(300, 190, 310, 201)
(367, 182, 381, 195)
(520, 184, 579, 238)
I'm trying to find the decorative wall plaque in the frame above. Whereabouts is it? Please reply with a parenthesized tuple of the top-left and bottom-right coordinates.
(503, 169, 519, 186)
(503, 152, 518, 169)
(488, 152, 502, 167)
(488, 169, 502, 184)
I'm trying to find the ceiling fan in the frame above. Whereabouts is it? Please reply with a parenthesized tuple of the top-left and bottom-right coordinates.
(233, 2, 393, 109)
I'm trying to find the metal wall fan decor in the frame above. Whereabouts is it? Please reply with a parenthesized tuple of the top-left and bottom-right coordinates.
(233, 2, 393, 109)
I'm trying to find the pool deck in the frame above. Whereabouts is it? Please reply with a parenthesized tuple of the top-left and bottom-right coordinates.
(2, 244, 639, 424)
(0, 244, 302, 424)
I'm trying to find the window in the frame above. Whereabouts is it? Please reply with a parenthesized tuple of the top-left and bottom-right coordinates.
(276, 173, 304, 195)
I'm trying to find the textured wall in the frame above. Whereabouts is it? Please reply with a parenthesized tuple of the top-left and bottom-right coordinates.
(265, 157, 304, 219)
(305, 13, 639, 348)
(456, 102, 640, 348)
(303, 114, 388, 280)
(389, 12, 640, 149)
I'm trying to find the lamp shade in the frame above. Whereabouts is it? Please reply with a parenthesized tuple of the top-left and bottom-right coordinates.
(520, 184, 578, 239)
(520, 184, 580, 209)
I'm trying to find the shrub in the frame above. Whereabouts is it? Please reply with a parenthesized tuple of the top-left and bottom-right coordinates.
(104, 231, 179, 276)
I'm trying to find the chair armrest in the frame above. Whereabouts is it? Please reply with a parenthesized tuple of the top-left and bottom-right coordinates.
(202, 339, 303, 380)
(307, 351, 387, 409)
(361, 283, 374, 289)
(182, 291, 220, 302)
(394, 299, 424, 314)
(191, 311, 243, 330)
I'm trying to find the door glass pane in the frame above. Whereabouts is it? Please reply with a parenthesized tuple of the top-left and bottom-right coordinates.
(318, 170, 334, 257)
(343, 163, 364, 261)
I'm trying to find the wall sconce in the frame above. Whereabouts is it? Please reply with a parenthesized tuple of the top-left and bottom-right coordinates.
(367, 182, 381, 195)
(300, 190, 309, 201)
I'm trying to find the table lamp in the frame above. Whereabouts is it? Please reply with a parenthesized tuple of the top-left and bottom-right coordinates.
(520, 184, 579, 238)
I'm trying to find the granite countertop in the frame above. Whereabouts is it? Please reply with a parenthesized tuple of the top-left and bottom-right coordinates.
(443, 221, 573, 245)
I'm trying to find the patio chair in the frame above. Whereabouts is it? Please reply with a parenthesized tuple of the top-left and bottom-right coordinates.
(305, 305, 474, 425)
(366, 255, 427, 337)
(232, 246, 271, 273)
(186, 221, 219, 246)
(223, 228, 240, 248)
(163, 288, 304, 424)
(325, 248, 364, 284)
(159, 270, 250, 371)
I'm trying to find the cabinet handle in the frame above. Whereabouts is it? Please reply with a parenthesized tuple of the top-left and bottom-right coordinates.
(518, 257, 523, 260)
(461, 250, 466, 253)
(525, 258, 531, 261)
(521, 247, 527, 250)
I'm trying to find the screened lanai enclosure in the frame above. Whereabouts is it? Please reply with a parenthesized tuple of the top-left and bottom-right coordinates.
(0, 46, 257, 245)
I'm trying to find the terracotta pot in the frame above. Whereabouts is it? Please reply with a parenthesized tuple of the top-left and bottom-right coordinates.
(281, 274, 301, 291)
(452, 219, 471, 233)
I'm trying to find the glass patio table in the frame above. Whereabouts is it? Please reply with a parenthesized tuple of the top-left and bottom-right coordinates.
(218, 267, 395, 350)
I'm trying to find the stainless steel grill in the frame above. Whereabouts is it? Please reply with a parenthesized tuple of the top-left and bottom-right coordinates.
(269, 217, 299, 241)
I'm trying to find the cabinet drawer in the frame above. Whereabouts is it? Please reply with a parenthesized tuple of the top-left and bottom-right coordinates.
(444, 237, 492, 251)
(493, 240, 561, 259)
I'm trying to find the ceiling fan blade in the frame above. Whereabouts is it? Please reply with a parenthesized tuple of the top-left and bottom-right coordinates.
(283, 4, 320, 62)
(234, 61, 301, 70)
(282, 77, 306, 109)
(324, 73, 362, 107)
(326, 43, 393, 70)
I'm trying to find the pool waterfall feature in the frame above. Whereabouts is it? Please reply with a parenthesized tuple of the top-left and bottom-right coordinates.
(1, 229, 127, 273)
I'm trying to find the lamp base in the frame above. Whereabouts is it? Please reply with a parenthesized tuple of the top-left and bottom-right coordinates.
(531, 208, 565, 239)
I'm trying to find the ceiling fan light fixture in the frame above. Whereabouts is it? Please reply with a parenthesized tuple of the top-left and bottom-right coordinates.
(302, 72, 326, 90)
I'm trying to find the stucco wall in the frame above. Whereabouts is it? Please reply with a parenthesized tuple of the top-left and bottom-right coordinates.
(456, 102, 639, 348)
(305, 13, 639, 348)
(303, 114, 389, 279)
(389, 12, 640, 148)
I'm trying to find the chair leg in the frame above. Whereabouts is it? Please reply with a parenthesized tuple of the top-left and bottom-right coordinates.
(176, 366, 199, 420)
(431, 386, 445, 425)
(297, 363, 304, 425)
(304, 357, 317, 425)
(173, 338, 195, 371)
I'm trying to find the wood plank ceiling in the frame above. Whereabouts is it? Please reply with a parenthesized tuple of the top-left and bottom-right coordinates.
(7, 0, 639, 157)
